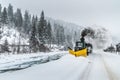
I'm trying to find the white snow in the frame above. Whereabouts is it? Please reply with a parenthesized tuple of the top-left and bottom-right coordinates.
(0, 25, 29, 45)
(85, 25, 112, 49)
(0, 50, 120, 80)
(0, 51, 66, 73)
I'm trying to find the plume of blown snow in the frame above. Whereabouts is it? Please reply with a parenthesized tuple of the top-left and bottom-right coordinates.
(85, 25, 112, 49)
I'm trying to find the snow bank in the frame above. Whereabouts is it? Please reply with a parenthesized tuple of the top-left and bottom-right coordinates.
(0, 51, 120, 80)
(0, 53, 90, 80)
(0, 51, 66, 73)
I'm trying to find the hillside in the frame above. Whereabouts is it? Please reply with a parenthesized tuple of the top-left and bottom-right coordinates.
(0, 20, 112, 52)
(46, 18, 112, 49)
(0, 25, 29, 45)
(0, 4, 114, 53)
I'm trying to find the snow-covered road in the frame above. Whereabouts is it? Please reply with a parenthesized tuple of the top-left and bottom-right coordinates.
(0, 51, 120, 80)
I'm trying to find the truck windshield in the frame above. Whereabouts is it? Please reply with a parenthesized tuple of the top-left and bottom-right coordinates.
(77, 43, 83, 47)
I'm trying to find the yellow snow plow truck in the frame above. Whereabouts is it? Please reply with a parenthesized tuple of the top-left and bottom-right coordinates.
(68, 28, 94, 57)
(68, 38, 93, 57)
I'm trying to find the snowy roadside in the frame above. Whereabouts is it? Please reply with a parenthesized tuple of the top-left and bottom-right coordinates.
(1, 50, 120, 80)
(0, 51, 67, 73)
(0, 53, 90, 80)
(101, 52, 120, 80)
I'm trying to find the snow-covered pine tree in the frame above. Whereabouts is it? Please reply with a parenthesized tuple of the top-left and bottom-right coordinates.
(59, 26, 65, 45)
(66, 34, 73, 48)
(2, 39, 9, 52)
(46, 22, 52, 46)
(14, 8, 23, 28)
(55, 24, 65, 46)
(38, 11, 47, 44)
(0, 13, 2, 39)
(29, 16, 38, 52)
(0, 4, 2, 16)
(73, 31, 77, 42)
(7, 4, 14, 25)
(56, 26, 60, 46)
(1, 7, 8, 24)
(35, 16, 38, 25)
(51, 23, 58, 44)
(17, 34, 21, 54)
(0, 16, 2, 39)
(0, 8, 1, 40)
(23, 10, 31, 34)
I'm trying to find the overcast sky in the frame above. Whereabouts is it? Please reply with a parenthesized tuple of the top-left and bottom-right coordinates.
(1, 0, 120, 36)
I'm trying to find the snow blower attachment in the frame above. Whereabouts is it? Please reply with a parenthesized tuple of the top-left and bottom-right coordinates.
(68, 28, 93, 57)
(68, 47, 87, 57)
(68, 40, 93, 57)
(68, 41, 87, 57)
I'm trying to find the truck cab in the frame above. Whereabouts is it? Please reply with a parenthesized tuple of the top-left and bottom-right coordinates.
(74, 41, 92, 55)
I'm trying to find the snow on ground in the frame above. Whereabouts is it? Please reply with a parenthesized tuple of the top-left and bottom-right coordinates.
(0, 51, 66, 73)
(0, 53, 89, 80)
(0, 50, 120, 80)
(101, 52, 120, 80)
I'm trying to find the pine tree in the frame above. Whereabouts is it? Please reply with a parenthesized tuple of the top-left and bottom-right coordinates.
(14, 8, 23, 28)
(0, 4, 2, 16)
(0, 4, 2, 27)
(56, 26, 60, 46)
(38, 11, 47, 44)
(0, 15, 2, 39)
(0, 18, 2, 41)
(17, 34, 21, 54)
(8, 4, 14, 24)
(35, 16, 38, 25)
(60, 26, 65, 45)
(23, 10, 31, 34)
(29, 16, 38, 52)
(52, 23, 58, 44)
(66, 35, 73, 48)
(1, 7, 8, 24)
(55, 25, 65, 46)
(0, 4, 2, 35)
(73, 31, 77, 42)
(2, 39, 9, 52)
(47, 22, 52, 45)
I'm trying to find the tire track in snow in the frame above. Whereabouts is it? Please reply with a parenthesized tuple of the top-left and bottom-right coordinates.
(79, 54, 95, 80)
(100, 54, 119, 80)
(79, 53, 118, 80)
(79, 62, 92, 80)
